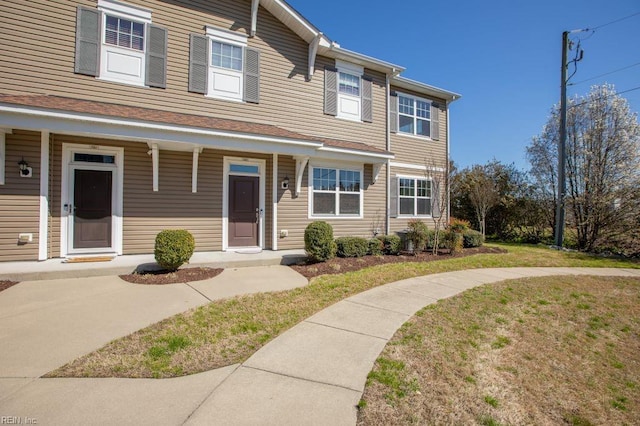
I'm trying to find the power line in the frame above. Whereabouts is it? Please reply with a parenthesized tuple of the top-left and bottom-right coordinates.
(568, 62, 640, 86)
(568, 85, 640, 109)
(590, 11, 640, 30)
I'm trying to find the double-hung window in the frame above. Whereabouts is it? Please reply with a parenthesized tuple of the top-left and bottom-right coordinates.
(399, 95, 431, 137)
(311, 167, 362, 217)
(398, 177, 432, 216)
(188, 27, 260, 103)
(75, 0, 167, 88)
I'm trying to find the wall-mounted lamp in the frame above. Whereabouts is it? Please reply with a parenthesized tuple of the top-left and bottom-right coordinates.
(281, 175, 289, 190)
(18, 157, 32, 178)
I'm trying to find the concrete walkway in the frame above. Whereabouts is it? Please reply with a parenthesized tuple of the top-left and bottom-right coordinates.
(1, 267, 638, 425)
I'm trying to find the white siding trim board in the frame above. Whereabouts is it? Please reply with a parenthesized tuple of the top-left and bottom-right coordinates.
(39, 130, 50, 260)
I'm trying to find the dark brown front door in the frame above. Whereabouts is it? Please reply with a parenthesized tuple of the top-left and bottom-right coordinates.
(228, 175, 259, 247)
(73, 169, 112, 249)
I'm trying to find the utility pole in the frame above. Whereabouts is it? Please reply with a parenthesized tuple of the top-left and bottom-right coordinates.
(554, 31, 569, 249)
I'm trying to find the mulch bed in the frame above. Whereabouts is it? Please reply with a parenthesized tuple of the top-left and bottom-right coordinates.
(290, 246, 507, 279)
(0, 280, 19, 292)
(119, 267, 223, 285)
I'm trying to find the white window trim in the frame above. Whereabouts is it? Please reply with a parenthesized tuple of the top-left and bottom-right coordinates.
(205, 27, 248, 102)
(396, 174, 433, 218)
(60, 143, 124, 258)
(335, 60, 364, 122)
(97, 0, 151, 87)
(397, 92, 432, 139)
(222, 156, 266, 251)
(98, 0, 152, 23)
(308, 162, 364, 219)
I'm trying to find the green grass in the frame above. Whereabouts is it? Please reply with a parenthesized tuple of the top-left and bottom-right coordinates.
(357, 275, 640, 425)
(46, 243, 638, 379)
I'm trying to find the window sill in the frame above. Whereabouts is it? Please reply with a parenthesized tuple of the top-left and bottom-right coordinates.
(397, 215, 433, 219)
(335, 114, 362, 123)
(309, 215, 364, 220)
(395, 132, 433, 141)
(97, 76, 147, 88)
(205, 94, 244, 103)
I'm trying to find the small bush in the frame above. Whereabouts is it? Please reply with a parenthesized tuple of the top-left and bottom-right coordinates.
(406, 219, 429, 253)
(154, 229, 195, 271)
(463, 229, 484, 248)
(304, 221, 337, 262)
(368, 238, 384, 256)
(444, 230, 464, 254)
(335, 236, 369, 258)
(449, 217, 471, 233)
(426, 230, 447, 250)
(378, 234, 402, 255)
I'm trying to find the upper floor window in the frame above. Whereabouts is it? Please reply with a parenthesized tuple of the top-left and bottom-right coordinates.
(339, 72, 360, 96)
(324, 61, 373, 123)
(212, 42, 243, 71)
(188, 27, 260, 103)
(310, 166, 363, 217)
(74, 1, 167, 89)
(105, 16, 145, 51)
(399, 95, 431, 137)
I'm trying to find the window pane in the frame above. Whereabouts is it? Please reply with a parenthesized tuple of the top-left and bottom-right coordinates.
(416, 100, 430, 119)
(105, 30, 118, 45)
(313, 193, 335, 215)
(399, 96, 414, 115)
(339, 194, 360, 215)
(132, 22, 144, 38)
(399, 178, 414, 196)
(399, 115, 414, 134)
(106, 16, 118, 32)
(338, 72, 360, 96)
(132, 36, 144, 51)
(417, 119, 430, 137)
(399, 198, 414, 215)
(339, 170, 360, 192)
(74, 153, 116, 164)
(417, 179, 430, 197)
(313, 168, 336, 191)
(230, 164, 259, 174)
(119, 33, 131, 48)
(212, 42, 243, 71)
(417, 198, 431, 215)
(119, 19, 132, 34)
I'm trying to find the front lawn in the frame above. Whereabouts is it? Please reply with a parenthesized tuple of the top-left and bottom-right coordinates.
(46, 243, 638, 379)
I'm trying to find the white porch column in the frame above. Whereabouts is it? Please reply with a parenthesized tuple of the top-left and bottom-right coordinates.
(147, 143, 159, 192)
(272, 153, 278, 250)
(192, 147, 203, 193)
(39, 130, 50, 260)
(0, 131, 5, 186)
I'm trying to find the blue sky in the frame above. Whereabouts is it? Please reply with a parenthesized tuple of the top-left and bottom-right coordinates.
(287, 0, 640, 171)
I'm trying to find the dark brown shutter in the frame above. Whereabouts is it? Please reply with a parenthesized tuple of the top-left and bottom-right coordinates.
(390, 176, 398, 218)
(389, 91, 399, 133)
(431, 103, 440, 141)
(361, 75, 373, 122)
(75, 6, 101, 76)
(188, 34, 208, 94)
(243, 47, 260, 103)
(324, 66, 338, 116)
(145, 24, 167, 88)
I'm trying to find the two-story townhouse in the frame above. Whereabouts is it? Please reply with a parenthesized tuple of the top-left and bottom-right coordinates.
(0, 0, 459, 262)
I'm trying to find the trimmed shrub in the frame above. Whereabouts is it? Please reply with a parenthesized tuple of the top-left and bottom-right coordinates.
(444, 230, 464, 254)
(426, 230, 447, 250)
(304, 221, 337, 262)
(368, 238, 384, 256)
(378, 234, 402, 255)
(154, 229, 195, 271)
(336, 236, 369, 258)
(406, 219, 429, 253)
(463, 229, 484, 248)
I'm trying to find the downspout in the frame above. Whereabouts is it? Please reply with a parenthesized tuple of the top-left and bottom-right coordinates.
(446, 101, 451, 223)
(385, 73, 391, 236)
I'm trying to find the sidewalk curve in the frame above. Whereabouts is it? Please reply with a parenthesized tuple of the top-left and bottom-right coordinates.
(1, 267, 638, 425)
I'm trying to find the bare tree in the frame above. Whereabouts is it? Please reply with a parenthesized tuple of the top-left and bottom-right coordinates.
(424, 159, 449, 254)
(457, 165, 500, 238)
(527, 84, 640, 251)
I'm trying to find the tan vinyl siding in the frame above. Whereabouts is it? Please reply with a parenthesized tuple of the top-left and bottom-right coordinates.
(388, 165, 447, 234)
(0, 0, 387, 151)
(277, 157, 386, 249)
(390, 86, 448, 167)
(0, 130, 41, 261)
(48, 135, 273, 256)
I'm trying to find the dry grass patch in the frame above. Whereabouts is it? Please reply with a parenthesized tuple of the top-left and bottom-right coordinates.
(358, 275, 640, 425)
(47, 244, 638, 379)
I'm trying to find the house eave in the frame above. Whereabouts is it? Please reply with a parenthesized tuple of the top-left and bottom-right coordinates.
(391, 75, 461, 102)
